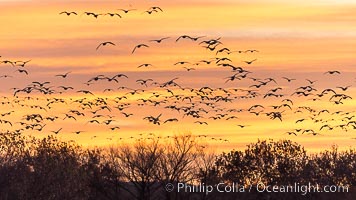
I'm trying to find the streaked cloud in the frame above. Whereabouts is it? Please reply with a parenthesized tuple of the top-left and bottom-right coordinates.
(0, 0, 355, 152)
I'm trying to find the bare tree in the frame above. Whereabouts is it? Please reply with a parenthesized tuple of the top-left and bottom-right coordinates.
(155, 134, 200, 200)
(113, 138, 163, 200)
(195, 150, 218, 200)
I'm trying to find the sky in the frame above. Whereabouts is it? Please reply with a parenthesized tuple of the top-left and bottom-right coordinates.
(0, 0, 355, 152)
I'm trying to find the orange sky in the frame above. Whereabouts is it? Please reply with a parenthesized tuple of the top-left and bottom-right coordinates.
(0, 0, 355, 152)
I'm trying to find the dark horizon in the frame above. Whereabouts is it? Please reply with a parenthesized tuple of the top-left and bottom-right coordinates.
(0, 131, 355, 200)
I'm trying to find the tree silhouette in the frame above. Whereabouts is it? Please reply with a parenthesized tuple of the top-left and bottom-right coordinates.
(155, 134, 201, 200)
(0, 131, 355, 200)
(113, 138, 163, 200)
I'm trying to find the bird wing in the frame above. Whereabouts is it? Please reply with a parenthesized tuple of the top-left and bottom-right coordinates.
(154, 7, 163, 12)
(141, 44, 149, 48)
(161, 37, 170, 40)
(132, 46, 138, 54)
(176, 36, 183, 42)
(96, 43, 103, 50)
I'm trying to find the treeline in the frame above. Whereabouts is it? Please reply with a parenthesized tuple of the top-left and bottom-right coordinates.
(0, 131, 355, 200)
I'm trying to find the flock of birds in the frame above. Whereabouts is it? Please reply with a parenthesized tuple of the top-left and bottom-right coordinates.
(0, 4, 355, 144)
(59, 6, 164, 19)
